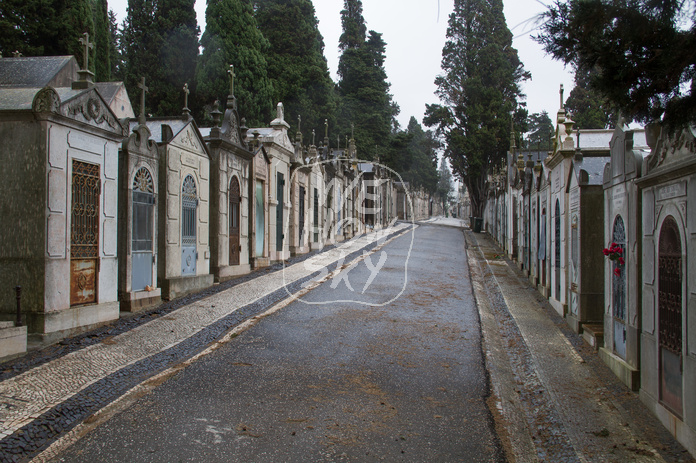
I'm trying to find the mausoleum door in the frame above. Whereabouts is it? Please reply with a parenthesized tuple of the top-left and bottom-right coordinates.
(658, 216, 683, 417)
(70, 160, 100, 306)
(255, 180, 265, 257)
(612, 216, 627, 358)
(555, 199, 561, 300)
(299, 186, 306, 247)
(229, 177, 240, 266)
(181, 175, 198, 276)
(276, 172, 284, 252)
(337, 189, 342, 236)
(132, 168, 155, 291)
(569, 213, 579, 316)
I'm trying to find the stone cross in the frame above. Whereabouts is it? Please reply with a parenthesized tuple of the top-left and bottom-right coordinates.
(183, 83, 190, 113)
(228, 65, 235, 96)
(78, 32, 94, 72)
(138, 77, 148, 124)
(559, 84, 564, 109)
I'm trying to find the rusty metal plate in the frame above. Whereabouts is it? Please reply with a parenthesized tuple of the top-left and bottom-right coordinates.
(71, 259, 97, 306)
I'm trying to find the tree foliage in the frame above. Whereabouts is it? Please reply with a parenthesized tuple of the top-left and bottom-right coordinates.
(437, 158, 454, 211)
(122, 0, 199, 117)
(0, 0, 95, 67)
(196, 0, 274, 126)
(424, 0, 528, 217)
(254, 0, 336, 140)
(525, 111, 554, 149)
(564, 67, 615, 129)
(537, 0, 696, 127)
(93, 0, 111, 81)
(337, 0, 398, 160)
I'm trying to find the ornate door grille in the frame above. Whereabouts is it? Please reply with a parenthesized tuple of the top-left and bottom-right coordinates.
(71, 160, 100, 306)
(659, 217, 682, 355)
(313, 187, 319, 243)
(181, 175, 197, 275)
(658, 215, 683, 416)
(612, 215, 627, 358)
(276, 173, 284, 252)
(229, 176, 240, 265)
(132, 167, 154, 291)
(612, 216, 627, 321)
(71, 161, 100, 259)
(299, 186, 305, 247)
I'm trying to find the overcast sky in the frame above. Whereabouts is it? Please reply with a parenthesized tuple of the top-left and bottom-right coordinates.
(110, 0, 574, 130)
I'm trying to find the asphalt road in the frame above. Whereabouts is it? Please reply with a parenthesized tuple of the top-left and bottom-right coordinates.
(50, 224, 502, 462)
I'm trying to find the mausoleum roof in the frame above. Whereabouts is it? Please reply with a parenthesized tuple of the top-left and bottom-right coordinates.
(0, 87, 41, 110)
(0, 56, 76, 88)
(574, 156, 610, 185)
(130, 118, 189, 143)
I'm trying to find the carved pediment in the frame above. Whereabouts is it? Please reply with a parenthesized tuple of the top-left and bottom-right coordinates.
(123, 123, 158, 159)
(173, 124, 207, 156)
(61, 88, 124, 135)
(646, 126, 696, 174)
(32, 87, 61, 114)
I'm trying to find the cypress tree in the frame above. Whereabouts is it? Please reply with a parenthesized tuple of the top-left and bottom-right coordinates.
(0, 0, 94, 61)
(156, 0, 200, 115)
(93, 0, 111, 81)
(424, 0, 528, 218)
(254, 0, 336, 140)
(196, 0, 274, 126)
(108, 9, 123, 81)
(336, 0, 396, 160)
(122, 0, 159, 117)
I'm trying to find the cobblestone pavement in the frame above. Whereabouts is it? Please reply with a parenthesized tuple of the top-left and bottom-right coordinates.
(466, 231, 695, 463)
(0, 224, 413, 463)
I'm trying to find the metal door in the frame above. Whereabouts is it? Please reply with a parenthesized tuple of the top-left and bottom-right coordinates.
(612, 216, 627, 358)
(276, 172, 284, 252)
(255, 180, 264, 257)
(70, 160, 100, 306)
(555, 199, 561, 300)
(658, 216, 683, 417)
(132, 167, 154, 291)
(229, 176, 240, 265)
(313, 187, 319, 243)
(181, 175, 197, 275)
(299, 186, 305, 247)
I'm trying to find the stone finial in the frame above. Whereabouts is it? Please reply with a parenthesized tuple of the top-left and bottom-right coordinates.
(559, 83, 564, 109)
(137, 77, 148, 125)
(351, 122, 355, 139)
(312, 129, 316, 146)
(295, 115, 303, 144)
(277, 102, 285, 122)
(13, 51, 22, 58)
(211, 100, 222, 126)
(182, 83, 190, 116)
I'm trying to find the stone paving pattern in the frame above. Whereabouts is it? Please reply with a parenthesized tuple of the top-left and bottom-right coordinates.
(0, 224, 411, 462)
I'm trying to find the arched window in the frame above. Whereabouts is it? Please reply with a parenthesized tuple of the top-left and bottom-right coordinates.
(658, 216, 683, 416)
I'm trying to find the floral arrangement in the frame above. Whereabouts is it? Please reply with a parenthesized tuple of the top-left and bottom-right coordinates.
(603, 243, 625, 276)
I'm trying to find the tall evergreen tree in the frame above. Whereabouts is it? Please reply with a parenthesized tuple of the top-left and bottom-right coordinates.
(402, 117, 439, 193)
(0, 0, 94, 64)
(437, 158, 454, 213)
(254, 0, 336, 141)
(525, 111, 554, 149)
(196, 0, 274, 126)
(337, 0, 397, 160)
(424, 0, 528, 218)
(108, 9, 123, 80)
(564, 67, 615, 129)
(537, 0, 696, 127)
(93, 0, 111, 81)
(122, 0, 160, 116)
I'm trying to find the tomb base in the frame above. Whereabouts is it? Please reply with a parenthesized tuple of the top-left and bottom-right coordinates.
(0, 322, 27, 361)
(214, 264, 252, 283)
(161, 274, 214, 301)
(120, 288, 162, 312)
(26, 301, 120, 345)
(581, 323, 604, 351)
(599, 347, 640, 391)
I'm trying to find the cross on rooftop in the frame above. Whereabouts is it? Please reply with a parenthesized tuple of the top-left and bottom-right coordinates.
(183, 83, 190, 114)
(560, 84, 564, 109)
(138, 77, 148, 124)
(228, 65, 235, 96)
(78, 33, 94, 72)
